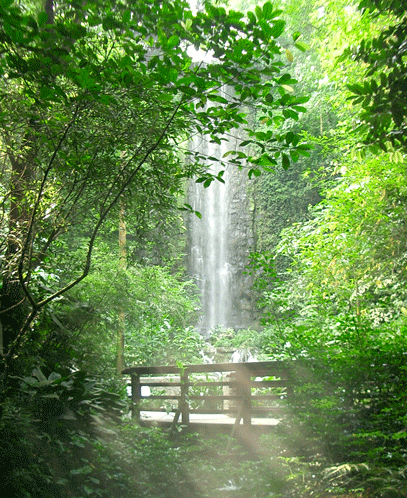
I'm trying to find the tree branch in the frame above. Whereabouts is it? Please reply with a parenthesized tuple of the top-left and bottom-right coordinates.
(37, 97, 184, 309)
(17, 105, 81, 308)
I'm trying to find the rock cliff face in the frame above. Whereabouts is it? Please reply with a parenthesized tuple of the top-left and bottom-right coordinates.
(187, 133, 255, 335)
(227, 157, 256, 330)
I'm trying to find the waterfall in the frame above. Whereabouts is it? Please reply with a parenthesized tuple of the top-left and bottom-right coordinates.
(188, 131, 255, 335)
(189, 135, 231, 332)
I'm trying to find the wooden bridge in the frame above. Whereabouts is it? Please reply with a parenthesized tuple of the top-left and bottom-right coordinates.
(122, 361, 292, 432)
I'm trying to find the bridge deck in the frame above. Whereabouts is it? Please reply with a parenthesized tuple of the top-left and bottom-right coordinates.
(139, 410, 281, 426)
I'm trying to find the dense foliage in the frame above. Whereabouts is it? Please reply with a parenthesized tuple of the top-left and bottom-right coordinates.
(244, 0, 407, 496)
(1, 0, 407, 497)
(0, 0, 308, 364)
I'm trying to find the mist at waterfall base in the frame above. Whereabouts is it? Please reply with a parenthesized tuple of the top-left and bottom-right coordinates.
(187, 133, 255, 338)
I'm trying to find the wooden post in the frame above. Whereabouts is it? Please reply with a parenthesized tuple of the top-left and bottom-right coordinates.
(236, 366, 251, 427)
(180, 371, 190, 424)
(131, 374, 141, 420)
(285, 367, 294, 399)
(243, 368, 252, 427)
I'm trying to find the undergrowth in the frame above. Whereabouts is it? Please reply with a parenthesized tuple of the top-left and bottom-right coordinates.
(1, 341, 407, 498)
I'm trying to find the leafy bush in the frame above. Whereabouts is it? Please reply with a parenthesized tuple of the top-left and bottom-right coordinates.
(209, 325, 266, 357)
(126, 324, 206, 366)
(0, 367, 129, 498)
(54, 254, 201, 372)
(275, 343, 407, 496)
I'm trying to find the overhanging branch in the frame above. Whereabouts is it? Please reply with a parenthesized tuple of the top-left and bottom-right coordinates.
(36, 97, 185, 310)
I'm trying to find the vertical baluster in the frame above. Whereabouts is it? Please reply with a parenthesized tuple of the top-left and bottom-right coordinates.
(131, 374, 141, 420)
(243, 367, 252, 427)
(180, 370, 190, 424)
(285, 367, 293, 400)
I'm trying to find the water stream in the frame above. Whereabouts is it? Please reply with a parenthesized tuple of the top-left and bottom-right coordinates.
(188, 130, 255, 335)
(188, 134, 231, 333)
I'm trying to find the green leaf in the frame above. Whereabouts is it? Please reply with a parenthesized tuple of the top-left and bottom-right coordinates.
(294, 41, 310, 52)
(273, 115, 285, 126)
(207, 94, 228, 104)
(285, 131, 295, 145)
(239, 87, 252, 101)
(289, 150, 299, 162)
(247, 11, 256, 24)
(167, 35, 180, 49)
(157, 93, 175, 102)
(88, 15, 101, 27)
(40, 393, 60, 399)
(32, 368, 47, 382)
(217, 171, 225, 183)
(123, 9, 131, 23)
(48, 372, 62, 382)
(38, 11, 48, 27)
(283, 109, 299, 121)
(296, 146, 311, 157)
(248, 168, 261, 179)
(262, 1, 274, 19)
(258, 155, 277, 167)
(4, 21, 24, 43)
(222, 150, 234, 158)
(347, 83, 365, 96)
(239, 140, 253, 147)
(278, 73, 296, 85)
(270, 20, 285, 39)
(292, 105, 307, 113)
(39, 86, 53, 100)
(168, 67, 178, 82)
(281, 153, 290, 169)
(102, 15, 116, 31)
(292, 96, 310, 104)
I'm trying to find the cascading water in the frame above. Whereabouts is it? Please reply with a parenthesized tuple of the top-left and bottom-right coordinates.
(189, 135, 231, 333)
(188, 128, 256, 335)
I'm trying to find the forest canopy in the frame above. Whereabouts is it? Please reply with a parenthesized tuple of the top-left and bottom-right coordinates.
(0, 0, 308, 369)
(1, 0, 407, 497)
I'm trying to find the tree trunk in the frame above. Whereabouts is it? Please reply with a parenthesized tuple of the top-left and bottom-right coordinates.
(0, 1, 55, 357)
(1, 121, 37, 355)
(116, 197, 126, 374)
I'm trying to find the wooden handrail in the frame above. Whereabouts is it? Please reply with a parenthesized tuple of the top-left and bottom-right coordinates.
(122, 360, 289, 376)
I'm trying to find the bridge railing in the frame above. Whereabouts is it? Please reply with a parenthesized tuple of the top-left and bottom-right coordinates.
(122, 361, 292, 427)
